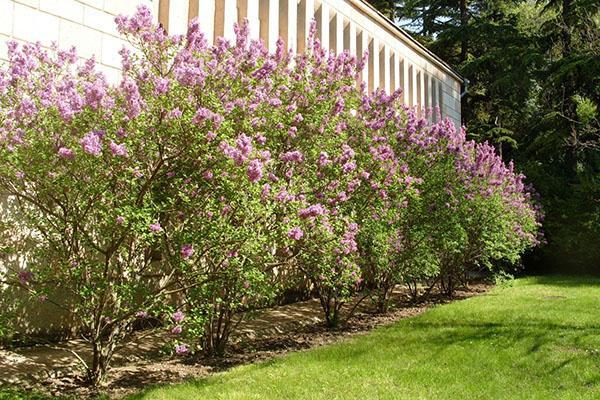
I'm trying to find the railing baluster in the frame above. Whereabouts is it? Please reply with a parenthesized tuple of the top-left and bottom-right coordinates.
(316, 2, 329, 51)
(186, 0, 456, 123)
(189, 0, 199, 21)
(330, 12, 343, 53)
(246, 0, 260, 40)
(382, 44, 390, 92)
(159, 0, 171, 33)
(199, 0, 216, 43)
(169, 0, 190, 35)
(215, 0, 237, 41)
(297, 0, 314, 52)
(280, 0, 298, 53)
(358, 30, 368, 89)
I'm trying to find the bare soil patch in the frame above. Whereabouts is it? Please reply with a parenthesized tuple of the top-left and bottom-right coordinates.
(0, 283, 491, 399)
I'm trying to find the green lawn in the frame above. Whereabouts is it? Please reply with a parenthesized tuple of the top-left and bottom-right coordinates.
(129, 275, 600, 400)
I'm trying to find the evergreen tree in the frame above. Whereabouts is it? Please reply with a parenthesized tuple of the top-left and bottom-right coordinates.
(368, 0, 600, 273)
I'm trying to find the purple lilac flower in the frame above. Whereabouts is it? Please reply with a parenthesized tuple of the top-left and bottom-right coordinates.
(318, 152, 330, 167)
(236, 134, 253, 157)
(80, 131, 102, 156)
(298, 204, 326, 218)
(254, 134, 266, 144)
(57, 147, 74, 159)
(109, 141, 128, 157)
(181, 244, 194, 259)
(149, 222, 162, 233)
(172, 311, 185, 323)
(287, 227, 304, 241)
(261, 183, 271, 200)
(342, 161, 356, 173)
(247, 159, 263, 183)
(280, 150, 304, 163)
(175, 344, 189, 355)
(171, 325, 182, 335)
(168, 107, 182, 119)
(17, 270, 33, 284)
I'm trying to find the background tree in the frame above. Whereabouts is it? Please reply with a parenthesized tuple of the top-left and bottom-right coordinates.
(371, 0, 600, 273)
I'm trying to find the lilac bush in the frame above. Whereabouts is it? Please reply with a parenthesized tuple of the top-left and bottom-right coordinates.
(0, 39, 189, 384)
(0, 5, 541, 384)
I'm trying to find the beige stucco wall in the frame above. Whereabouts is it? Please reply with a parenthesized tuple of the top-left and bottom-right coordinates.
(0, 0, 462, 338)
(0, 0, 462, 124)
(0, 193, 78, 340)
(0, 0, 160, 83)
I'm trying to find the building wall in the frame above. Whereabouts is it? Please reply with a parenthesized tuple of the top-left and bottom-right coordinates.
(0, 0, 159, 83)
(0, 0, 462, 338)
(0, 0, 462, 125)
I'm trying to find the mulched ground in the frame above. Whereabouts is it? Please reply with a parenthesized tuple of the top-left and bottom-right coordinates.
(0, 282, 491, 399)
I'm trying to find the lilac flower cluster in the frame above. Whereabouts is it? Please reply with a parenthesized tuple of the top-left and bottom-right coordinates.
(0, 5, 542, 371)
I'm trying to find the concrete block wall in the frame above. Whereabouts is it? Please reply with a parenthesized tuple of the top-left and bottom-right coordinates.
(0, 0, 159, 83)
(0, 0, 462, 125)
(0, 0, 463, 338)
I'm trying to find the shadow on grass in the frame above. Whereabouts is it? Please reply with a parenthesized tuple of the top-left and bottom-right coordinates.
(527, 274, 600, 287)
(126, 316, 600, 399)
(125, 276, 600, 399)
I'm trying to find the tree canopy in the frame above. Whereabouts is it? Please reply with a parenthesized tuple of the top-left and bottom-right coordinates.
(367, 0, 600, 273)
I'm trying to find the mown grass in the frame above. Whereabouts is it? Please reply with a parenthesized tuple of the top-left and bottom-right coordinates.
(128, 275, 600, 400)
(0, 388, 108, 400)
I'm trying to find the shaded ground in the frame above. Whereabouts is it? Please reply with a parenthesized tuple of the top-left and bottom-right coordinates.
(128, 275, 600, 400)
(0, 283, 490, 398)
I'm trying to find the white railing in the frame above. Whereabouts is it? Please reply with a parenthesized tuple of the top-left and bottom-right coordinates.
(158, 0, 463, 125)
(0, 0, 462, 124)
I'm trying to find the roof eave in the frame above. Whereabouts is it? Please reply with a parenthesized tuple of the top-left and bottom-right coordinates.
(348, 0, 465, 83)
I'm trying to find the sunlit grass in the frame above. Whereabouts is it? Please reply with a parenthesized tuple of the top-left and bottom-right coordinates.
(129, 275, 600, 400)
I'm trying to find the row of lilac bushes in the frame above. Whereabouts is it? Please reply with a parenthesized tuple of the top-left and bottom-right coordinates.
(0, 6, 541, 385)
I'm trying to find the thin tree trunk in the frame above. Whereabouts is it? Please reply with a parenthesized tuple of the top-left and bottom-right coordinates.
(460, 0, 469, 63)
(561, 0, 572, 58)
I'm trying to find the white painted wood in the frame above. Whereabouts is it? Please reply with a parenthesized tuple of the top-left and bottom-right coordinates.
(372, 37, 379, 91)
(393, 51, 400, 93)
(279, 0, 297, 52)
(224, 0, 237, 40)
(401, 59, 408, 104)
(383, 44, 390, 93)
(330, 11, 342, 53)
(408, 64, 414, 107)
(316, 1, 329, 51)
(431, 76, 438, 122)
(297, 0, 313, 52)
(418, 69, 425, 116)
(259, 0, 269, 46)
(246, 0, 260, 40)
(199, 0, 216, 43)
(347, 19, 356, 56)
(289, 0, 298, 52)
(259, 0, 278, 51)
(359, 29, 368, 89)
(169, 0, 189, 35)
(267, 0, 278, 51)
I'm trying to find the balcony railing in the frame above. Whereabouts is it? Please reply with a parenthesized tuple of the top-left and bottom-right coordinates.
(157, 0, 462, 125)
(0, 0, 462, 125)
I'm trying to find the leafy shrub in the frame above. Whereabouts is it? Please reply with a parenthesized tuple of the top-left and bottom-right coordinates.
(0, 5, 542, 385)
